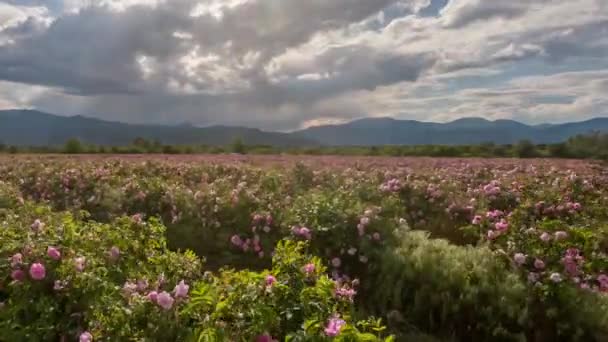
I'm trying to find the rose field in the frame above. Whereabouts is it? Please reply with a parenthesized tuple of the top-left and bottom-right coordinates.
(1, 155, 608, 341)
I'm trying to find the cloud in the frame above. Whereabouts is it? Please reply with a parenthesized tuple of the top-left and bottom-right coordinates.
(0, 0, 606, 130)
(440, 0, 530, 28)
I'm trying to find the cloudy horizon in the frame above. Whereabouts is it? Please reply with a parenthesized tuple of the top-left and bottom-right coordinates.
(0, 0, 607, 131)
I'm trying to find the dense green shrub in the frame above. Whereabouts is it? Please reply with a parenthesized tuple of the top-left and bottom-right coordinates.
(363, 228, 528, 341)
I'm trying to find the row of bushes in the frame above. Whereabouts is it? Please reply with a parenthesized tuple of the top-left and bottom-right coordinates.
(3, 132, 608, 159)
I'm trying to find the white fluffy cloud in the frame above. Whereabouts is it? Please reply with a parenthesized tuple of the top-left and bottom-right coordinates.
(0, 0, 607, 130)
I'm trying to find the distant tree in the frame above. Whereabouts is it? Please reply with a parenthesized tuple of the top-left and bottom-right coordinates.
(8, 145, 18, 154)
(64, 138, 84, 154)
(514, 140, 537, 158)
(162, 145, 180, 154)
(132, 137, 152, 149)
(0, 141, 5, 152)
(231, 138, 246, 154)
(152, 139, 162, 153)
(548, 143, 570, 158)
(369, 146, 380, 156)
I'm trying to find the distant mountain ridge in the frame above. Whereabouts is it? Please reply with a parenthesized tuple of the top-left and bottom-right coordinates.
(294, 116, 608, 145)
(1, 109, 608, 147)
(0, 110, 315, 147)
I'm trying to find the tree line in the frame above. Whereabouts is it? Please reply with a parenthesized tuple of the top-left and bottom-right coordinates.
(1, 132, 608, 160)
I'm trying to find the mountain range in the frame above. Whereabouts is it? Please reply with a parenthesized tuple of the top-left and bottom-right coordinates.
(1, 109, 608, 147)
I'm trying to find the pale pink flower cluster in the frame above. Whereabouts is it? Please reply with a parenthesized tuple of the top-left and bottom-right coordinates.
(471, 215, 483, 225)
(324, 316, 346, 337)
(486, 209, 504, 220)
(31, 219, 44, 233)
(539, 232, 552, 242)
(380, 178, 401, 192)
(513, 253, 526, 266)
(231, 234, 266, 258)
(562, 248, 583, 277)
(554, 231, 568, 241)
(483, 181, 501, 197)
(303, 263, 315, 275)
(597, 274, 608, 291)
(335, 285, 356, 302)
(291, 226, 312, 240)
(144, 280, 188, 310)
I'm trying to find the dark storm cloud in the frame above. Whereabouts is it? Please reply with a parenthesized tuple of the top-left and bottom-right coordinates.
(0, 0, 607, 130)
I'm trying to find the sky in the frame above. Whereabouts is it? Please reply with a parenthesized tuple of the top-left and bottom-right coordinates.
(0, 0, 607, 131)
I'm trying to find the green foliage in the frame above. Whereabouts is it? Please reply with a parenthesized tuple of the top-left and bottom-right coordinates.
(2, 156, 608, 341)
(2, 131, 608, 160)
(64, 138, 84, 154)
(514, 140, 538, 158)
(364, 229, 528, 341)
(186, 240, 391, 341)
(231, 138, 247, 154)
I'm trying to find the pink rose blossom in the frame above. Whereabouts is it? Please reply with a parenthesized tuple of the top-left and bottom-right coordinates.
(534, 259, 545, 270)
(79, 331, 93, 342)
(357, 224, 365, 236)
(147, 291, 158, 303)
(31, 219, 44, 232)
(540, 232, 551, 242)
(122, 281, 137, 296)
(74, 257, 86, 272)
(29, 263, 46, 280)
(54, 280, 67, 291)
(335, 285, 357, 302)
(472, 215, 482, 225)
(11, 269, 25, 282)
(513, 253, 526, 266)
(265, 275, 276, 286)
(137, 279, 148, 291)
(230, 235, 243, 247)
(550, 273, 563, 283)
(256, 334, 273, 342)
(324, 316, 346, 337)
(174, 280, 189, 298)
(10, 253, 22, 268)
(331, 257, 341, 268)
(554, 231, 568, 240)
(47, 247, 61, 260)
(156, 291, 174, 310)
(495, 220, 509, 232)
(303, 263, 315, 274)
(528, 272, 539, 283)
(109, 246, 120, 261)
